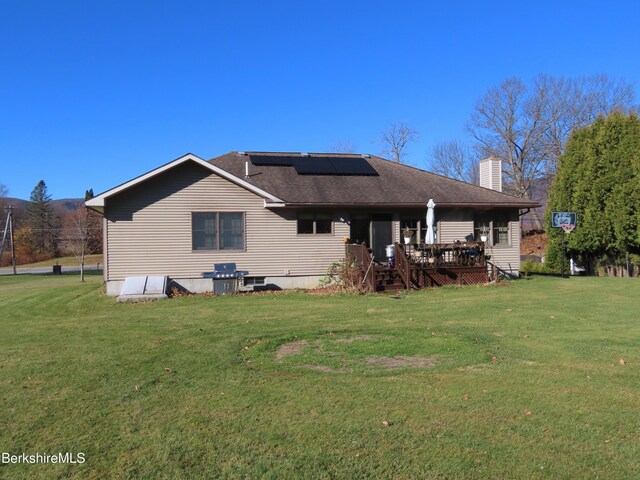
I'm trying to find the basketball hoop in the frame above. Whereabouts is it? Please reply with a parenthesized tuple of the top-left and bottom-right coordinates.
(561, 224, 575, 234)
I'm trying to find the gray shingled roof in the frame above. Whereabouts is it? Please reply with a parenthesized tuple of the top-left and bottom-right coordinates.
(209, 152, 539, 208)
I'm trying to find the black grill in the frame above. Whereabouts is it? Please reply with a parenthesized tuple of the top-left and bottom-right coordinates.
(202, 263, 249, 280)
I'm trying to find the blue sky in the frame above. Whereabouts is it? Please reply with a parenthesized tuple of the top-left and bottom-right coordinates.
(1, 0, 639, 200)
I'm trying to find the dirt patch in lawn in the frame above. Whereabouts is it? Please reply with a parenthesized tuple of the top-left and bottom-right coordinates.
(365, 356, 438, 369)
(302, 364, 352, 374)
(275, 340, 309, 360)
(334, 335, 377, 344)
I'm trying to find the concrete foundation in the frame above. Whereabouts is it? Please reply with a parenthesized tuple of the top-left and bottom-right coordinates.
(105, 275, 325, 296)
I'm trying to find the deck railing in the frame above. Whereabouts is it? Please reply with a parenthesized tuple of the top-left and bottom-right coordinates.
(347, 242, 488, 292)
(394, 243, 411, 290)
(397, 242, 486, 268)
(346, 244, 376, 292)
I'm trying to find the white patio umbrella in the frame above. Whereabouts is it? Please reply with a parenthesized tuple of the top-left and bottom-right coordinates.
(425, 198, 436, 244)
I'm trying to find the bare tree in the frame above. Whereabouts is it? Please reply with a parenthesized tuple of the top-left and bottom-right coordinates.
(63, 207, 91, 282)
(467, 74, 636, 228)
(535, 74, 635, 171)
(0, 183, 7, 211)
(430, 139, 479, 184)
(328, 140, 358, 154)
(379, 121, 419, 163)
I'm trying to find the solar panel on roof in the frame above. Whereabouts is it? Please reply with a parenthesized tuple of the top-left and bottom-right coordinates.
(251, 154, 379, 176)
(293, 157, 338, 175)
(330, 157, 378, 175)
(250, 155, 294, 166)
(293, 156, 379, 176)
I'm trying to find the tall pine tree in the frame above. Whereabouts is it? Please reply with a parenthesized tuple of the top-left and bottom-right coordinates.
(546, 113, 640, 274)
(25, 180, 59, 257)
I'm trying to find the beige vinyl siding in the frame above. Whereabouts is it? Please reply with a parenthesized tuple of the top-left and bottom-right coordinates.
(102, 216, 109, 282)
(392, 216, 400, 244)
(479, 165, 490, 191)
(438, 210, 474, 243)
(479, 157, 502, 192)
(492, 168, 502, 192)
(488, 212, 521, 274)
(105, 161, 348, 281)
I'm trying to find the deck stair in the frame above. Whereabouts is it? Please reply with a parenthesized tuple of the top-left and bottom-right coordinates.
(374, 267, 406, 292)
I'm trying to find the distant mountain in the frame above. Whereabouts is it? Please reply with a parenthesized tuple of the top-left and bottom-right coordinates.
(52, 198, 85, 218)
(1, 197, 84, 224)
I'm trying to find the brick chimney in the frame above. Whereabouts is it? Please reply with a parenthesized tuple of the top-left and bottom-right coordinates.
(479, 156, 502, 192)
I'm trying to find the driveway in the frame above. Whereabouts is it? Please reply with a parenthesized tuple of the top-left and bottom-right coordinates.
(0, 265, 103, 275)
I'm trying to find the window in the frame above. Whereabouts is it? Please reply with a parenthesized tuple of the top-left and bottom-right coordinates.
(220, 212, 244, 249)
(474, 212, 510, 246)
(297, 213, 332, 234)
(493, 216, 509, 246)
(192, 213, 218, 250)
(192, 212, 244, 250)
(474, 214, 490, 242)
(401, 218, 419, 243)
(243, 276, 266, 286)
(297, 214, 315, 234)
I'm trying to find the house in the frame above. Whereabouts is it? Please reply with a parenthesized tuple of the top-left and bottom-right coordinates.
(86, 152, 539, 295)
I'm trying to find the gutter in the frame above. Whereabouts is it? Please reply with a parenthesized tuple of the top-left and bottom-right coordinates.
(266, 201, 541, 209)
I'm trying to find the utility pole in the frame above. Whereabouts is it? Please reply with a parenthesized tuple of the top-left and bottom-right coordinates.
(9, 205, 16, 274)
(1, 205, 17, 274)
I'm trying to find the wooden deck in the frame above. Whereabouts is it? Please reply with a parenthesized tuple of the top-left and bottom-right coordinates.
(347, 242, 489, 292)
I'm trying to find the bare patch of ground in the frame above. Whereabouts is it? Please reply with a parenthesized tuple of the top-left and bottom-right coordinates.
(365, 356, 438, 369)
(274, 337, 440, 372)
(302, 364, 352, 374)
(335, 335, 377, 344)
(275, 340, 308, 360)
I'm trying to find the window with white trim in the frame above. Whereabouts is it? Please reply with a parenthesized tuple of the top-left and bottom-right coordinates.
(474, 212, 510, 246)
(297, 213, 332, 234)
(192, 212, 245, 250)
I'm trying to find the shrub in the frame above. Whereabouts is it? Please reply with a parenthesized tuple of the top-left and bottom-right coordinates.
(520, 259, 549, 274)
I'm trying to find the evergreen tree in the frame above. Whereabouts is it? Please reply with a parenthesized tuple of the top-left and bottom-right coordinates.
(546, 113, 640, 273)
(25, 180, 59, 257)
(83, 187, 102, 253)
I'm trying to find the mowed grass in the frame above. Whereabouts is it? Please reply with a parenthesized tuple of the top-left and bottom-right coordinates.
(5, 254, 103, 268)
(1, 274, 639, 479)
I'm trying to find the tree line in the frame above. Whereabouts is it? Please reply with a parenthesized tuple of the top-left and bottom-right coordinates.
(545, 113, 640, 275)
(430, 74, 636, 228)
(364, 74, 636, 228)
(0, 181, 102, 272)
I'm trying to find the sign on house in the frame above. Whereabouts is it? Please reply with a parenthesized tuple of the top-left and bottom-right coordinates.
(551, 211, 577, 228)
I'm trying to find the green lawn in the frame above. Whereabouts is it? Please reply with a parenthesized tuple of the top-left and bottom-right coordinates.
(1, 274, 639, 479)
(6, 254, 103, 268)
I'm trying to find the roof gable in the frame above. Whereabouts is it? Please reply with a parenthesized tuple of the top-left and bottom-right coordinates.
(86, 153, 285, 210)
